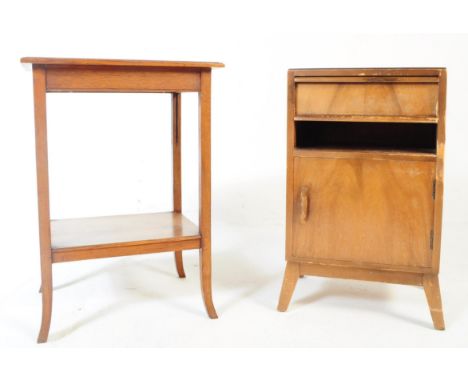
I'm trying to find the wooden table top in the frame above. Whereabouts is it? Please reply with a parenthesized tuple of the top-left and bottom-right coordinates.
(20, 57, 224, 69)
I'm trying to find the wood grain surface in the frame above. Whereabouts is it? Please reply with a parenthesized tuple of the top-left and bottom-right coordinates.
(291, 157, 435, 268)
(280, 68, 446, 329)
(296, 82, 438, 118)
(21, 57, 224, 68)
(51, 212, 199, 249)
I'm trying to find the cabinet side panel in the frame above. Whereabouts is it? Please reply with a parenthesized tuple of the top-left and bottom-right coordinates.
(432, 70, 446, 272)
(285, 72, 296, 259)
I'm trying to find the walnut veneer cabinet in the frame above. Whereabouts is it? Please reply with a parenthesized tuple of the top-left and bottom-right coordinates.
(278, 68, 447, 330)
(21, 57, 224, 343)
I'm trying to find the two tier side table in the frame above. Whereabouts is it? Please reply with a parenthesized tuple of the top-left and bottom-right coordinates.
(21, 57, 224, 343)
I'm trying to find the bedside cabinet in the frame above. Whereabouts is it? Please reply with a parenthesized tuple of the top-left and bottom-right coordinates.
(278, 68, 447, 329)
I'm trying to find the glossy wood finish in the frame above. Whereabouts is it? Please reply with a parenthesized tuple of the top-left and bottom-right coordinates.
(21, 57, 224, 68)
(292, 157, 435, 268)
(51, 212, 199, 249)
(279, 68, 447, 330)
(23, 57, 223, 342)
(296, 82, 438, 119)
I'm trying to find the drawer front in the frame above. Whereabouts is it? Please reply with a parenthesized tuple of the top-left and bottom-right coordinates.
(291, 157, 435, 268)
(295, 81, 439, 118)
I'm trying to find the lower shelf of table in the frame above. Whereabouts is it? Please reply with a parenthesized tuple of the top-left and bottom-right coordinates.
(50, 212, 201, 263)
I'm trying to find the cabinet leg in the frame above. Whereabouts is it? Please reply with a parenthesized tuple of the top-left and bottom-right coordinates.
(199, 247, 218, 319)
(37, 261, 53, 343)
(423, 274, 445, 330)
(277, 262, 300, 312)
(174, 251, 186, 278)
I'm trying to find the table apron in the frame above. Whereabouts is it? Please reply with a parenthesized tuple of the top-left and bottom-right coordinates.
(45, 66, 202, 92)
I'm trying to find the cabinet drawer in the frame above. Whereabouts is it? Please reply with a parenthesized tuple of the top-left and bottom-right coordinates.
(295, 80, 439, 119)
(291, 156, 435, 268)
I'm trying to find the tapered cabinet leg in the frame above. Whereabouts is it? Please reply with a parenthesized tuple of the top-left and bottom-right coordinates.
(33, 65, 53, 343)
(277, 262, 300, 312)
(198, 70, 218, 319)
(171, 93, 186, 278)
(423, 274, 445, 330)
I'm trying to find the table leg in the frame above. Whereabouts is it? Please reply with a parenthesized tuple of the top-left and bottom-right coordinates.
(172, 93, 185, 278)
(33, 65, 53, 343)
(199, 70, 217, 319)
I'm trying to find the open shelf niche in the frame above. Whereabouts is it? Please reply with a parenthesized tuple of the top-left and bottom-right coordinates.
(295, 121, 437, 154)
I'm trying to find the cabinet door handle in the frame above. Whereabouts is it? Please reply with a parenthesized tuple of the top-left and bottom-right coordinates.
(300, 186, 309, 223)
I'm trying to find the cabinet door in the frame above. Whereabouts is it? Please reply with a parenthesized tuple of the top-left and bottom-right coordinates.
(292, 157, 435, 268)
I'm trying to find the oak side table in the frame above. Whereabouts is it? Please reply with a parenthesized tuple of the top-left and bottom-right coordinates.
(278, 68, 446, 329)
(21, 57, 224, 343)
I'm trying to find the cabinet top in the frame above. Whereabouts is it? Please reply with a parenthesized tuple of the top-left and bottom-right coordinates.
(289, 68, 445, 77)
(20, 57, 224, 69)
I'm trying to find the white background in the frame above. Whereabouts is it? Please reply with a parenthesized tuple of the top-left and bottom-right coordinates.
(1, 0, 468, 358)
